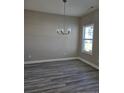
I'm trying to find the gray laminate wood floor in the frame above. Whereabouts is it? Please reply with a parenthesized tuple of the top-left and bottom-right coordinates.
(24, 60, 99, 93)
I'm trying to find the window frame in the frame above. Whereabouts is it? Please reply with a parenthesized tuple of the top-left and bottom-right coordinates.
(81, 24, 94, 55)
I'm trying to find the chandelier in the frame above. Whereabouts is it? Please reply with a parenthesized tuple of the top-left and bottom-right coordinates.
(57, 0, 71, 35)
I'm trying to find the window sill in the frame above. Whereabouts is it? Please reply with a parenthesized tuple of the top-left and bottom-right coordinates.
(81, 50, 93, 55)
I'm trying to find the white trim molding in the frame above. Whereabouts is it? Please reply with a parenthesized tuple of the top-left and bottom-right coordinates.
(24, 57, 78, 64)
(24, 57, 99, 70)
(77, 57, 99, 70)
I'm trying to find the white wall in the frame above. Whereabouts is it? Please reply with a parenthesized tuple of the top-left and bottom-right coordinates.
(24, 10, 79, 62)
(79, 10, 99, 66)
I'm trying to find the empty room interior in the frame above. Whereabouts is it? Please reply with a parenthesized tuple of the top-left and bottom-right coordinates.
(24, 0, 99, 93)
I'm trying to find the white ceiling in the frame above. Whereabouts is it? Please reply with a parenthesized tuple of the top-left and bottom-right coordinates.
(24, 0, 99, 17)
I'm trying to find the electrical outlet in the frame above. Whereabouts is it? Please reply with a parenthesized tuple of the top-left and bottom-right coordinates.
(28, 55, 31, 59)
(64, 52, 66, 56)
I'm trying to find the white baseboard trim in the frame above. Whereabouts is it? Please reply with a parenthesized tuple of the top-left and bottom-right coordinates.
(24, 57, 99, 70)
(24, 57, 78, 64)
(77, 57, 99, 70)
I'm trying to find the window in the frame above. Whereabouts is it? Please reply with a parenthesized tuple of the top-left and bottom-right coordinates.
(82, 24, 94, 54)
